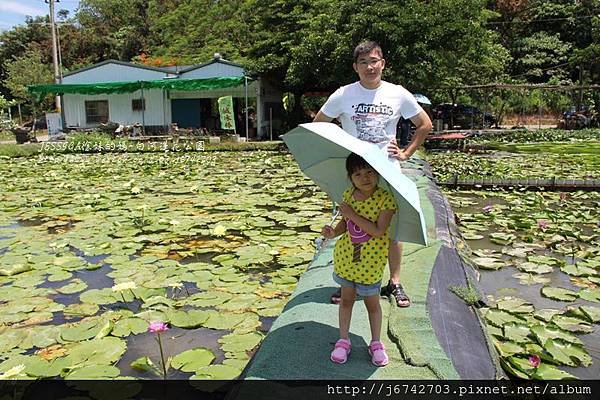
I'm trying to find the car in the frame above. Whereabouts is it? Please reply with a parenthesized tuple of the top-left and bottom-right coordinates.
(433, 103, 496, 129)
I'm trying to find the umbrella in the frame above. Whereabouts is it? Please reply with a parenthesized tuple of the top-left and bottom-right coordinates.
(413, 93, 431, 105)
(282, 122, 428, 246)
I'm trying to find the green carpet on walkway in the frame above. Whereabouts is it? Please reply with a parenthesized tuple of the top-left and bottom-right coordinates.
(243, 158, 460, 380)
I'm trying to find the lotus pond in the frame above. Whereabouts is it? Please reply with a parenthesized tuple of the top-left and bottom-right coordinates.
(437, 143, 600, 380)
(0, 151, 332, 379)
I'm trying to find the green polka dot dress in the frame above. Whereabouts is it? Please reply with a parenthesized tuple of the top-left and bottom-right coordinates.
(333, 187, 396, 285)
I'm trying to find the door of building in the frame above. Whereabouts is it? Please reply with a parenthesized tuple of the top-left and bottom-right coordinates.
(171, 99, 202, 128)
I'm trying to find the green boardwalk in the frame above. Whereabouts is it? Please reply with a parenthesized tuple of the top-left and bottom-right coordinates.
(243, 157, 500, 381)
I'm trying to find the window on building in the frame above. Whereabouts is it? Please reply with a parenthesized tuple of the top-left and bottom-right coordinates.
(132, 99, 145, 111)
(85, 100, 109, 124)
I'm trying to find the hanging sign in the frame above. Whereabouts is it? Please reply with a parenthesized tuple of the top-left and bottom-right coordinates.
(217, 96, 236, 133)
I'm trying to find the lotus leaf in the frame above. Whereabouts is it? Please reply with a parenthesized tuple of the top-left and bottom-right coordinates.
(516, 262, 553, 274)
(167, 310, 210, 329)
(191, 364, 241, 380)
(484, 309, 526, 327)
(489, 232, 516, 245)
(223, 358, 249, 370)
(544, 339, 592, 367)
(216, 294, 260, 312)
(530, 324, 583, 346)
(171, 347, 215, 372)
(533, 309, 562, 323)
(503, 356, 535, 378)
(47, 271, 73, 282)
(530, 363, 577, 380)
(56, 279, 88, 294)
(24, 356, 68, 378)
(63, 336, 126, 366)
(579, 306, 600, 323)
(540, 287, 578, 302)
(471, 257, 504, 270)
(130, 356, 157, 373)
(0, 329, 27, 353)
(112, 318, 149, 337)
(528, 255, 561, 266)
(578, 288, 600, 302)
(502, 324, 532, 344)
(65, 364, 121, 379)
(142, 296, 175, 308)
(493, 340, 524, 357)
(496, 297, 535, 314)
(80, 288, 119, 304)
(203, 312, 247, 330)
(561, 264, 597, 277)
(0, 263, 33, 276)
(60, 318, 109, 342)
(550, 315, 594, 333)
(218, 332, 262, 353)
(63, 302, 99, 317)
(135, 310, 168, 323)
(188, 291, 233, 307)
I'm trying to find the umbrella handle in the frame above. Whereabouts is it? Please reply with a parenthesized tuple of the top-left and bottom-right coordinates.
(315, 206, 340, 253)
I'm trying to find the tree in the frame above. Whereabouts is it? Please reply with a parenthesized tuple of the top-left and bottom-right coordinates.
(3, 48, 54, 120)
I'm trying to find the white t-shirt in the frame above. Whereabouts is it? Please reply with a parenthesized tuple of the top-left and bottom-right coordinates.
(320, 81, 423, 150)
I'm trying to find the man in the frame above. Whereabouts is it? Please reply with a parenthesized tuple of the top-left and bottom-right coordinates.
(313, 41, 433, 307)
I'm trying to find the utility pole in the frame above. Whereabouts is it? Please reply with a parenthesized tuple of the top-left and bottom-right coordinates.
(46, 0, 61, 111)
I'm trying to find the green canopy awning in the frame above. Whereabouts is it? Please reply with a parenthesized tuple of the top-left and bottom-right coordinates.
(27, 76, 246, 96)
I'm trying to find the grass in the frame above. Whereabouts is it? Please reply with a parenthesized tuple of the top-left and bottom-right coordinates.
(449, 278, 482, 306)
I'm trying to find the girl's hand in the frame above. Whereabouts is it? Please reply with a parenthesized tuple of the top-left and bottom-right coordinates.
(321, 225, 335, 239)
(338, 202, 356, 219)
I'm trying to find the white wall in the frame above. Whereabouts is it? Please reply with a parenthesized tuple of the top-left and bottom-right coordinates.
(63, 89, 167, 128)
(63, 63, 175, 84)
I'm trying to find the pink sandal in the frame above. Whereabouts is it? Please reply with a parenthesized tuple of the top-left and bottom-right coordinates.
(330, 339, 351, 364)
(368, 341, 389, 366)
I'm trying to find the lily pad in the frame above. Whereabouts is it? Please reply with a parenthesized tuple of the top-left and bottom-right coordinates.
(530, 363, 577, 380)
(484, 309, 526, 327)
(516, 262, 553, 274)
(493, 340, 524, 357)
(544, 339, 592, 367)
(112, 318, 149, 337)
(550, 315, 594, 334)
(472, 257, 504, 270)
(218, 332, 263, 353)
(578, 288, 600, 302)
(530, 324, 583, 346)
(579, 306, 600, 323)
(167, 310, 210, 329)
(65, 364, 121, 379)
(191, 364, 241, 380)
(502, 323, 532, 344)
(171, 348, 215, 372)
(540, 287, 578, 302)
(496, 297, 534, 314)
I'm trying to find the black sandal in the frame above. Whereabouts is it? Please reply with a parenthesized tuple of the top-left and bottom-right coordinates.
(381, 281, 411, 307)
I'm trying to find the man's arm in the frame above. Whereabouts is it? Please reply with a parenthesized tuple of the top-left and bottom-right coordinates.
(313, 110, 334, 123)
(388, 110, 433, 161)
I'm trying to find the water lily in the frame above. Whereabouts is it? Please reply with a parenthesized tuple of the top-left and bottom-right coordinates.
(213, 225, 227, 236)
(148, 321, 169, 379)
(0, 364, 26, 379)
(537, 220, 549, 229)
(559, 192, 567, 202)
(528, 354, 541, 368)
(483, 205, 494, 212)
(112, 281, 137, 303)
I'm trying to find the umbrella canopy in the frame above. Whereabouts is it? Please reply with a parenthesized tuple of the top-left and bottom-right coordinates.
(413, 93, 431, 105)
(282, 122, 427, 245)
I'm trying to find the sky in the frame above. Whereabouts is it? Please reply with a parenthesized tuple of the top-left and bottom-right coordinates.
(0, 0, 81, 32)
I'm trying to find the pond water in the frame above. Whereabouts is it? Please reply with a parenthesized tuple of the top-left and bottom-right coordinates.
(0, 151, 331, 380)
(443, 180, 599, 379)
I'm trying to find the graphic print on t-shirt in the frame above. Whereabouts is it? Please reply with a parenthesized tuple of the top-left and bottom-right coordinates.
(351, 102, 394, 144)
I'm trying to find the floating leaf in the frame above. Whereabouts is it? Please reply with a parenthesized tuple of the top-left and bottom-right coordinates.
(171, 348, 215, 372)
(530, 363, 577, 380)
(218, 332, 262, 353)
(544, 339, 592, 367)
(191, 364, 241, 380)
(493, 340, 524, 357)
(512, 273, 551, 285)
(167, 310, 210, 329)
(503, 323, 532, 344)
(203, 312, 247, 330)
(65, 365, 121, 379)
(472, 257, 504, 270)
(112, 318, 149, 337)
(130, 357, 157, 373)
(533, 309, 562, 323)
(496, 297, 534, 314)
(516, 262, 553, 274)
(530, 324, 583, 346)
(484, 309, 526, 327)
(551, 315, 594, 334)
(578, 288, 600, 303)
(540, 287, 578, 302)
(579, 306, 600, 323)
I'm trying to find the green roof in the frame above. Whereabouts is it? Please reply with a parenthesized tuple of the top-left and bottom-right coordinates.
(28, 76, 246, 96)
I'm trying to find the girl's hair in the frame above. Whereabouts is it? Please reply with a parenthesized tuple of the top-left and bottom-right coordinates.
(346, 153, 376, 176)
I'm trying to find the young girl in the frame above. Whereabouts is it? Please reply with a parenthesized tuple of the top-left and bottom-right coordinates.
(321, 153, 396, 367)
